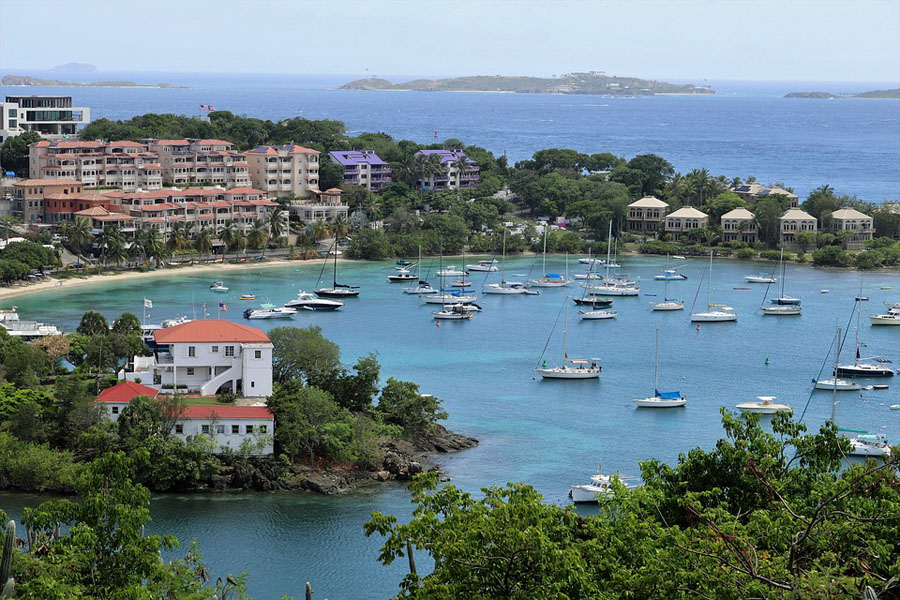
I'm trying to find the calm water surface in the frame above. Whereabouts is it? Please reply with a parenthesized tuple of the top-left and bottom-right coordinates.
(2, 256, 899, 598)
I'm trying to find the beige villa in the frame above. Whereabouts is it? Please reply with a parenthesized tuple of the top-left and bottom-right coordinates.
(829, 208, 874, 250)
(721, 207, 757, 244)
(626, 196, 669, 234)
(665, 207, 708, 240)
(779, 208, 817, 250)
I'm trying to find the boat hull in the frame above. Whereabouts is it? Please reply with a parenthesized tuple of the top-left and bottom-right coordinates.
(424, 295, 477, 304)
(588, 286, 640, 296)
(691, 311, 738, 322)
(579, 310, 617, 320)
(315, 289, 360, 298)
(870, 315, 900, 325)
(482, 286, 529, 295)
(536, 367, 601, 379)
(633, 397, 686, 407)
(570, 485, 608, 503)
(814, 379, 861, 391)
(835, 365, 895, 378)
(432, 312, 473, 320)
(745, 276, 776, 283)
(761, 306, 802, 315)
(528, 280, 572, 287)
(573, 297, 613, 307)
(652, 302, 684, 311)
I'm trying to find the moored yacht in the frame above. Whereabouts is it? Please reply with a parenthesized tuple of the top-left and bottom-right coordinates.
(736, 396, 791, 414)
(569, 473, 615, 503)
(745, 273, 777, 284)
(848, 433, 893, 457)
(285, 290, 343, 311)
(870, 307, 900, 325)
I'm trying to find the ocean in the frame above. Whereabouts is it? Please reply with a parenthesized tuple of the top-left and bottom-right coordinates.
(2, 255, 899, 598)
(2, 72, 898, 201)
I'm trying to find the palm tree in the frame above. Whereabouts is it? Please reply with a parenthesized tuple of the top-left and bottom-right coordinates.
(729, 176, 743, 189)
(453, 152, 470, 201)
(67, 216, 93, 254)
(295, 230, 315, 259)
(167, 222, 190, 254)
(331, 213, 350, 240)
(107, 233, 128, 268)
(687, 168, 712, 206)
(267, 207, 286, 246)
(309, 220, 328, 248)
(220, 220, 239, 259)
(247, 219, 269, 251)
(142, 227, 166, 267)
(95, 225, 120, 268)
(194, 226, 213, 262)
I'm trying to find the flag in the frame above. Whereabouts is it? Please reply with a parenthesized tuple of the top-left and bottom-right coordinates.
(218, 302, 228, 312)
(144, 298, 153, 308)
(209, 105, 216, 111)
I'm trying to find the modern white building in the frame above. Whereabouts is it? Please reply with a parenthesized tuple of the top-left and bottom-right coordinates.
(97, 380, 274, 455)
(1, 95, 90, 143)
(124, 320, 274, 397)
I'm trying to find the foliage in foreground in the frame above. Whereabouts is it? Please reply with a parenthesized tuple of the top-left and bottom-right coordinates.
(366, 411, 900, 599)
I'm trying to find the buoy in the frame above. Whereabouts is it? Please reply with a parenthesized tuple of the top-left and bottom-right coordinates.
(696, 324, 700, 331)
(435, 321, 440, 328)
(765, 358, 770, 365)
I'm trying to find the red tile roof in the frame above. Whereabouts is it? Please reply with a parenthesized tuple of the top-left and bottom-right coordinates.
(194, 139, 232, 146)
(97, 381, 159, 403)
(179, 405, 273, 420)
(15, 178, 81, 186)
(226, 187, 266, 194)
(109, 141, 145, 147)
(155, 139, 191, 145)
(154, 320, 270, 344)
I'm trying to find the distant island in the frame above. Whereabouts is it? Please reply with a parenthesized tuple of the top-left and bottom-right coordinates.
(785, 88, 900, 99)
(340, 71, 714, 96)
(2, 74, 190, 88)
(51, 62, 99, 73)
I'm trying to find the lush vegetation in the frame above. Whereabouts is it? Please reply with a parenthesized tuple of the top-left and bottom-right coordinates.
(367, 412, 900, 599)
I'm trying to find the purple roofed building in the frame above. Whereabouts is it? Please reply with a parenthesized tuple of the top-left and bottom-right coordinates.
(414, 149, 480, 191)
(328, 150, 392, 192)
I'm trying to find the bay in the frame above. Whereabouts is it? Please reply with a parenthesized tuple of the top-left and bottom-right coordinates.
(2, 255, 899, 598)
(3, 73, 898, 201)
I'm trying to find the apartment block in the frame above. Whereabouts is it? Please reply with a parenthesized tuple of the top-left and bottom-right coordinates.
(0, 95, 90, 143)
(414, 149, 480, 190)
(664, 207, 709, 241)
(30, 140, 162, 190)
(328, 150, 392, 192)
(12, 178, 83, 223)
(289, 187, 348, 224)
(829, 208, 873, 250)
(720, 207, 758, 244)
(246, 144, 320, 198)
(626, 196, 669, 234)
(148, 139, 250, 187)
(779, 208, 817, 250)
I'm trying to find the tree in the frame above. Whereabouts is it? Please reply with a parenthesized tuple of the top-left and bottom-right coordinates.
(311, 353, 381, 413)
(0, 131, 41, 177)
(193, 226, 213, 260)
(267, 381, 353, 465)
(267, 206, 287, 245)
(705, 192, 746, 223)
(76, 311, 109, 337)
(111, 312, 142, 336)
(247, 219, 269, 251)
(623, 154, 674, 197)
(812, 244, 852, 267)
(753, 197, 786, 247)
(220, 219, 239, 259)
(269, 326, 341, 383)
(317, 156, 344, 189)
(377, 378, 447, 433)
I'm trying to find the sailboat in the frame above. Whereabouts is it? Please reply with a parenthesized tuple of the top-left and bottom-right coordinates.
(587, 222, 640, 296)
(403, 246, 439, 295)
(483, 229, 535, 295)
(690, 251, 737, 322)
(432, 242, 474, 320)
(315, 241, 360, 298)
(652, 254, 684, 311)
(534, 300, 601, 379)
(761, 248, 801, 315)
(835, 294, 895, 377)
(529, 230, 572, 287)
(633, 329, 686, 407)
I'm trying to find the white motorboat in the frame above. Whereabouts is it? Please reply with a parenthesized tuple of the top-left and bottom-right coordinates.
(569, 473, 615, 503)
(745, 274, 776, 284)
(813, 378, 861, 391)
(578, 257, 604, 265)
(534, 300, 601, 379)
(691, 252, 737, 322)
(579, 310, 617, 320)
(870, 307, 900, 325)
(633, 329, 686, 408)
(0, 309, 61, 340)
(672, 255, 686, 260)
(736, 395, 791, 414)
(432, 304, 474, 320)
(403, 283, 439, 295)
(761, 305, 802, 316)
(243, 306, 298, 320)
(436, 266, 468, 277)
(285, 290, 343, 311)
(466, 263, 499, 272)
(848, 433, 893, 457)
(210, 281, 229, 292)
(424, 293, 477, 304)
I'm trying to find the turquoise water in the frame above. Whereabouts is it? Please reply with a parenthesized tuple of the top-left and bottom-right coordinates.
(2, 256, 900, 598)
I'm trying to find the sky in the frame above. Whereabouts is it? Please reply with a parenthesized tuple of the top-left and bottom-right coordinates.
(1, 0, 899, 83)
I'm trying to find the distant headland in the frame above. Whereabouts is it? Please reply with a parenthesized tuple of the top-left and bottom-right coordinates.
(50, 62, 99, 73)
(785, 88, 900, 99)
(1, 74, 191, 88)
(339, 71, 714, 96)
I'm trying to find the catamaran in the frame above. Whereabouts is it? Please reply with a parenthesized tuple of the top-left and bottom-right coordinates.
(690, 252, 737, 322)
(534, 300, 601, 379)
(633, 329, 686, 407)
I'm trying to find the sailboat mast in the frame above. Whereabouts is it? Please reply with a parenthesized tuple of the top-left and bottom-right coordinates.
(332, 242, 338, 287)
(501, 229, 507, 283)
(654, 328, 660, 392)
(563, 299, 568, 361)
(664, 254, 670, 301)
(707, 251, 713, 308)
(542, 228, 547, 275)
(832, 325, 840, 423)
(605, 221, 612, 280)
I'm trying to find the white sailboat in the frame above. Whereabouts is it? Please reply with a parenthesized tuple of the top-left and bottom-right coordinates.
(690, 252, 737, 322)
(652, 254, 684, 311)
(633, 330, 685, 407)
(403, 246, 439, 295)
(432, 242, 474, 320)
(745, 273, 777, 284)
(761, 248, 802, 315)
(483, 229, 535, 295)
(589, 222, 640, 296)
(534, 300, 601, 379)
(530, 231, 572, 287)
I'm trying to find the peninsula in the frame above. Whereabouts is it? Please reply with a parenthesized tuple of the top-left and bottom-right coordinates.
(1, 74, 190, 88)
(340, 71, 714, 95)
(785, 88, 900, 99)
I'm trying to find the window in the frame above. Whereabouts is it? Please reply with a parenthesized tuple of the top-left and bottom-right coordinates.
(111, 406, 119, 414)
(175, 424, 184, 434)
(251, 381, 255, 388)
(186, 367, 194, 375)
(259, 425, 267, 433)
(231, 425, 239, 434)
(201, 424, 210, 434)
(254, 350, 261, 359)
(188, 346, 196, 357)
(211, 345, 219, 353)
(224, 346, 235, 357)
(217, 424, 225, 434)
(245, 425, 254, 434)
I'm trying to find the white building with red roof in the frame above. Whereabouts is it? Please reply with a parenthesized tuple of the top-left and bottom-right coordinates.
(246, 144, 320, 198)
(124, 319, 274, 397)
(97, 381, 274, 455)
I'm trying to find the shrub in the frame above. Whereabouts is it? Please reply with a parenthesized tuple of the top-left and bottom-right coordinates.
(735, 248, 756, 259)
(812, 245, 852, 267)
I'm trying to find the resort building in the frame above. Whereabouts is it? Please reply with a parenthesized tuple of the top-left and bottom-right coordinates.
(414, 149, 480, 190)
(720, 207, 758, 244)
(124, 319, 274, 397)
(289, 187, 348, 224)
(148, 139, 250, 187)
(12, 178, 83, 223)
(664, 206, 708, 240)
(626, 196, 669, 234)
(329, 150, 392, 192)
(29, 140, 163, 190)
(733, 183, 799, 208)
(72, 206, 137, 231)
(0, 95, 90, 143)
(97, 380, 274, 455)
(246, 144, 320, 198)
(829, 208, 874, 250)
(778, 208, 817, 250)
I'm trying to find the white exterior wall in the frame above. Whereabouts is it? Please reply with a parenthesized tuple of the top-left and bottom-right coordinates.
(102, 402, 130, 423)
(241, 343, 274, 397)
(174, 417, 274, 455)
